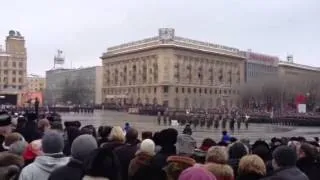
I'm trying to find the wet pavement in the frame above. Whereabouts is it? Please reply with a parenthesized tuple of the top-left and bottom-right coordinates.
(61, 110, 320, 143)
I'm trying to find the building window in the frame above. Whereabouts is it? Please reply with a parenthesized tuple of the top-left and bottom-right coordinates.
(12, 62, 16, 67)
(18, 86, 22, 90)
(204, 88, 207, 94)
(209, 89, 212, 94)
(193, 88, 196, 93)
(4, 61, 8, 67)
(229, 89, 231, 94)
(163, 86, 169, 93)
(12, 78, 16, 83)
(4, 70, 8, 75)
(18, 78, 22, 83)
(154, 87, 157, 93)
(175, 87, 179, 93)
(19, 70, 23, 75)
(188, 88, 191, 93)
(19, 62, 23, 68)
(199, 88, 202, 94)
(224, 90, 227, 94)
(12, 70, 16, 75)
(182, 87, 185, 93)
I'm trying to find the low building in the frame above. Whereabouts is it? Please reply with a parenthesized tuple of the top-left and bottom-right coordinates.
(27, 74, 46, 92)
(45, 66, 102, 105)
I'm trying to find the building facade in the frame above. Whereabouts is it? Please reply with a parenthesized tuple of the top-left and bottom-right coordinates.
(244, 51, 279, 83)
(101, 28, 245, 109)
(45, 66, 102, 105)
(0, 30, 27, 105)
(27, 74, 46, 92)
(278, 61, 320, 108)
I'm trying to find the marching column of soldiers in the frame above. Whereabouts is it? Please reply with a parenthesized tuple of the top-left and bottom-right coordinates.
(72, 106, 95, 114)
(156, 109, 249, 132)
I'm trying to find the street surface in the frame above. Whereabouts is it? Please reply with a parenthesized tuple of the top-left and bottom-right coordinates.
(61, 110, 320, 143)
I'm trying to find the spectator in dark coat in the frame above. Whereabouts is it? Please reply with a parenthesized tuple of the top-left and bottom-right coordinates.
(82, 147, 121, 180)
(48, 134, 98, 180)
(0, 111, 13, 152)
(114, 128, 140, 180)
(63, 126, 80, 156)
(129, 139, 156, 180)
(261, 146, 308, 180)
(20, 113, 41, 143)
(149, 128, 178, 180)
(101, 126, 125, 151)
(296, 143, 320, 180)
(97, 126, 112, 147)
(228, 142, 248, 178)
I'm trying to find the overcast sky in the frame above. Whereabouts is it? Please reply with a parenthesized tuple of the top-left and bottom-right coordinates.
(0, 0, 319, 76)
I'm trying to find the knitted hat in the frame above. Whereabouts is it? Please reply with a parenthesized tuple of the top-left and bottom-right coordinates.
(272, 145, 297, 167)
(139, 139, 155, 155)
(42, 130, 64, 154)
(178, 167, 217, 180)
(71, 135, 98, 161)
(0, 111, 11, 127)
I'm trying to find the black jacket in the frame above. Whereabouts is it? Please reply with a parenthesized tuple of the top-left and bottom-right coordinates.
(261, 166, 309, 180)
(297, 157, 320, 180)
(149, 145, 176, 180)
(114, 142, 139, 180)
(237, 173, 264, 180)
(48, 158, 84, 180)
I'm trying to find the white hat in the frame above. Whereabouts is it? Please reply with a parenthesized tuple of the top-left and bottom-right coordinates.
(139, 139, 155, 155)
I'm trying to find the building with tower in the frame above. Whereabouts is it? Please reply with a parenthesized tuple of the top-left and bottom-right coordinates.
(101, 28, 246, 109)
(0, 30, 27, 105)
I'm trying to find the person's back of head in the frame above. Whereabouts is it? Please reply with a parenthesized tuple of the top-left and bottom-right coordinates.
(298, 143, 317, 159)
(206, 146, 228, 164)
(42, 130, 64, 154)
(222, 131, 227, 136)
(109, 126, 125, 143)
(272, 145, 297, 170)
(228, 142, 248, 160)
(71, 134, 97, 162)
(37, 119, 50, 133)
(178, 167, 216, 180)
(80, 125, 97, 138)
(126, 128, 138, 144)
(83, 147, 121, 180)
(98, 126, 112, 139)
(141, 131, 153, 140)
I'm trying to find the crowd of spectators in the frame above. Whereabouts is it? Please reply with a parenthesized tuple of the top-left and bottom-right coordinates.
(0, 110, 320, 180)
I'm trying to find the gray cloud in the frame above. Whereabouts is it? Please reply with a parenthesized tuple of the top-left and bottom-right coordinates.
(0, 0, 319, 75)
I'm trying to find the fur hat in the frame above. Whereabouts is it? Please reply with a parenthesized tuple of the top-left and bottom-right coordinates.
(71, 135, 98, 161)
(139, 139, 155, 155)
(0, 111, 11, 127)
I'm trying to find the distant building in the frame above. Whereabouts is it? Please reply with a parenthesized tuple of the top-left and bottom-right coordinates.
(278, 61, 320, 108)
(45, 66, 102, 105)
(101, 28, 245, 109)
(0, 30, 27, 105)
(27, 74, 46, 92)
(244, 51, 279, 83)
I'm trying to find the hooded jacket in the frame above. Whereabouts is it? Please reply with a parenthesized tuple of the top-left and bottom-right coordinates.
(19, 155, 69, 180)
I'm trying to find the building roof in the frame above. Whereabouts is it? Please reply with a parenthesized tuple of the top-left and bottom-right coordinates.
(278, 61, 320, 72)
(102, 28, 244, 59)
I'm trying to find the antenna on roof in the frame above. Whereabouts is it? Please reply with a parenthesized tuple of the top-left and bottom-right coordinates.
(287, 54, 293, 63)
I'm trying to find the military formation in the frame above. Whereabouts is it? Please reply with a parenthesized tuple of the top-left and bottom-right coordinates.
(157, 108, 249, 132)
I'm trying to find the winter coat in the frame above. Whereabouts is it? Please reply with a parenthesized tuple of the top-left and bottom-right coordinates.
(261, 166, 309, 180)
(18, 155, 69, 180)
(114, 142, 139, 180)
(128, 152, 153, 179)
(48, 158, 84, 180)
(228, 159, 240, 178)
(0, 152, 24, 180)
(236, 173, 264, 180)
(149, 145, 176, 180)
(100, 141, 124, 151)
(296, 157, 320, 180)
